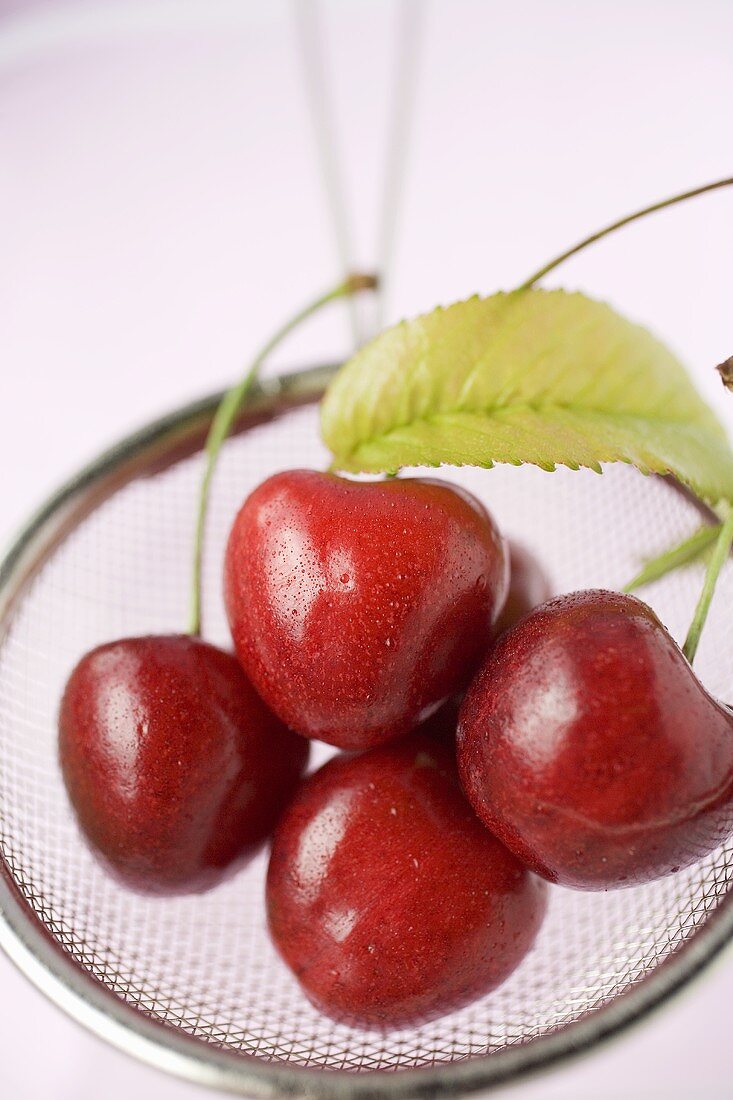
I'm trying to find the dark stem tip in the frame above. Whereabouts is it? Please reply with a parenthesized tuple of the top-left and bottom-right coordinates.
(716, 355, 733, 392)
(345, 272, 380, 294)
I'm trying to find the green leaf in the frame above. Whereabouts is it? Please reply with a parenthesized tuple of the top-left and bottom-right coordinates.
(321, 289, 733, 507)
(623, 524, 720, 592)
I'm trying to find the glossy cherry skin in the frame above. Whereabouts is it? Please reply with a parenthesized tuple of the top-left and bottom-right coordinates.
(224, 470, 509, 750)
(457, 590, 733, 890)
(59, 635, 309, 894)
(266, 725, 547, 1028)
(492, 541, 552, 638)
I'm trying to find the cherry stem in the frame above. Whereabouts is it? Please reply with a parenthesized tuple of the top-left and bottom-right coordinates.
(623, 523, 720, 594)
(517, 176, 733, 652)
(518, 176, 733, 291)
(188, 272, 378, 637)
(683, 508, 733, 664)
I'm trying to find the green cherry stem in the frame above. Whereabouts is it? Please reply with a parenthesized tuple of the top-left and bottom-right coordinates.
(683, 507, 733, 664)
(188, 272, 378, 637)
(516, 176, 733, 657)
(518, 176, 733, 291)
(623, 523, 721, 594)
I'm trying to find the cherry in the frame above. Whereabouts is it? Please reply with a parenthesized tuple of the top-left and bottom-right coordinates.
(57, 279, 374, 896)
(266, 723, 547, 1029)
(224, 470, 509, 750)
(59, 634, 309, 894)
(457, 590, 733, 890)
(492, 540, 552, 637)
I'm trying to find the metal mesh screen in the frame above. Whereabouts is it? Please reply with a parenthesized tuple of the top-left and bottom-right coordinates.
(0, 401, 731, 1073)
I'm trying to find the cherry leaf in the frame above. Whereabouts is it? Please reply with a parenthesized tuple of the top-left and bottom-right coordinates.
(321, 290, 733, 507)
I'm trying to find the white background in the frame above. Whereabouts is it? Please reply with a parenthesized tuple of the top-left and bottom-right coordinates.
(1, 1, 732, 1096)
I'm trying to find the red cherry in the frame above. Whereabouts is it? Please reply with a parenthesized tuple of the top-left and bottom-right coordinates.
(224, 470, 509, 750)
(492, 540, 552, 637)
(266, 725, 547, 1028)
(457, 590, 733, 890)
(59, 635, 309, 894)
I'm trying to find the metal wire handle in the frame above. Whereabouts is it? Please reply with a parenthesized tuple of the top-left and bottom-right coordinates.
(293, 0, 425, 346)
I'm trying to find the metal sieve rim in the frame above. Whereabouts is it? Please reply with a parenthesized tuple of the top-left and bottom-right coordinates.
(1, 363, 731, 1099)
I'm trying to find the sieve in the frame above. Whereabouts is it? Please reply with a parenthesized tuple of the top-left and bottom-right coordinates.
(0, 363, 732, 1098)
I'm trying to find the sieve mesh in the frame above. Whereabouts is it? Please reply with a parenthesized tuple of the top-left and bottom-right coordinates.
(0, 396, 731, 1079)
